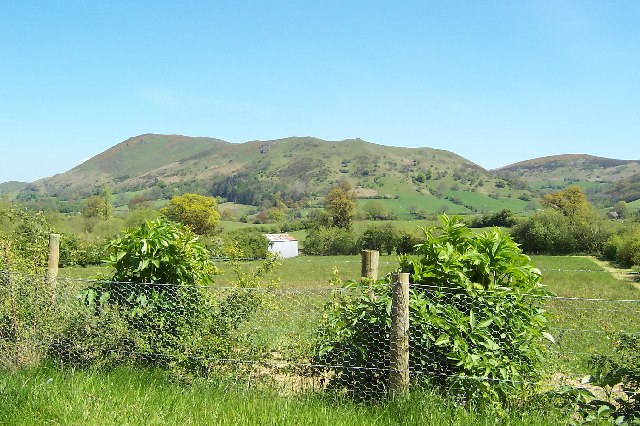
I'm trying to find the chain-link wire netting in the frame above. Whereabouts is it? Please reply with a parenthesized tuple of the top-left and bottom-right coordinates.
(1, 270, 639, 398)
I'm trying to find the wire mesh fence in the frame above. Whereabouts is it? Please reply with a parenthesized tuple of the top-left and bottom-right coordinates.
(1, 269, 639, 399)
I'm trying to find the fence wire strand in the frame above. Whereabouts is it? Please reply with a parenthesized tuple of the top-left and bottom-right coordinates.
(1, 269, 639, 397)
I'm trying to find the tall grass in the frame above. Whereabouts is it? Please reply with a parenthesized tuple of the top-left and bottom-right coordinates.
(0, 365, 568, 426)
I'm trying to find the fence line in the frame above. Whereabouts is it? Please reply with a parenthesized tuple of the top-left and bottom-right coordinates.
(2, 263, 640, 398)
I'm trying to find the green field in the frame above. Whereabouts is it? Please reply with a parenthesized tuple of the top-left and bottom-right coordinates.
(444, 190, 530, 213)
(23, 255, 640, 424)
(0, 366, 567, 426)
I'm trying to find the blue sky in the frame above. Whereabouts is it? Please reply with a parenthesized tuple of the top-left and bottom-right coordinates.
(1, 1, 639, 183)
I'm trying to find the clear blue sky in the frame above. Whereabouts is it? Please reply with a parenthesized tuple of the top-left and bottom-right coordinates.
(1, 1, 639, 183)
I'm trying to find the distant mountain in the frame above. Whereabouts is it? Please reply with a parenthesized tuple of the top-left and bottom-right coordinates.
(8, 135, 639, 214)
(495, 154, 640, 205)
(23, 134, 537, 216)
(0, 181, 29, 195)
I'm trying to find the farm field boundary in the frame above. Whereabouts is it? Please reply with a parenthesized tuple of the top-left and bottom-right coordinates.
(1, 270, 639, 398)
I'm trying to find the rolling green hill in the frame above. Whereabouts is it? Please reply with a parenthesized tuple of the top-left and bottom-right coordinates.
(495, 154, 640, 205)
(9, 135, 639, 214)
(0, 181, 29, 195)
(22, 134, 535, 216)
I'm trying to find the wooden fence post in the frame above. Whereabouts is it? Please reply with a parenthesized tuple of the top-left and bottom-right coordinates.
(361, 249, 379, 280)
(46, 234, 60, 300)
(390, 272, 410, 394)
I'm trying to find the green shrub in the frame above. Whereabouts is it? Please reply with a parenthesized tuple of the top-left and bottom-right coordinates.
(469, 209, 517, 228)
(395, 230, 423, 255)
(312, 216, 552, 405)
(511, 210, 579, 254)
(223, 229, 269, 259)
(604, 226, 640, 267)
(304, 226, 358, 255)
(357, 224, 398, 255)
(58, 233, 106, 267)
(574, 333, 640, 424)
(52, 219, 266, 376)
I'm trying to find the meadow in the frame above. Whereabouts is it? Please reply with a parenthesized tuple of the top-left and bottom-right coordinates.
(3, 254, 639, 425)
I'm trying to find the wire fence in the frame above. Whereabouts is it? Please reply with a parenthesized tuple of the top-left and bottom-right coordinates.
(1, 269, 639, 398)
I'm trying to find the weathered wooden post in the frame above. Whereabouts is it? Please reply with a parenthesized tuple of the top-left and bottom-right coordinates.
(390, 272, 410, 394)
(46, 234, 60, 301)
(361, 249, 379, 280)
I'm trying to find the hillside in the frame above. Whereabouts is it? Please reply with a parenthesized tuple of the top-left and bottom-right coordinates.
(23, 134, 537, 216)
(0, 181, 29, 195)
(495, 154, 640, 204)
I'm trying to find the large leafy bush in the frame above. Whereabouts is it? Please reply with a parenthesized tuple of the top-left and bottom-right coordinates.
(303, 226, 358, 255)
(312, 216, 552, 405)
(52, 219, 263, 375)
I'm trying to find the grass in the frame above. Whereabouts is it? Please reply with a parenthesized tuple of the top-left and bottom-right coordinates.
(444, 190, 529, 213)
(532, 255, 640, 375)
(0, 365, 568, 426)
(56, 254, 640, 383)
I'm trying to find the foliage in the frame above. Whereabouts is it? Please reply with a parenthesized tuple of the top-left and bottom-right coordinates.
(82, 186, 113, 220)
(58, 233, 106, 267)
(0, 206, 56, 369)
(602, 225, 640, 267)
(53, 219, 220, 373)
(161, 193, 220, 235)
(325, 181, 357, 229)
(511, 210, 579, 254)
(469, 209, 517, 228)
(395, 230, 423, 255)
(312, 216, 552, 405)
(542, 186, 592, 223)
(362, 200, 398, 221)
(511, 207, 610, 255)
(0, 205, 53, 273)
(303, 226, 358, 255)
(221, 229, 269, 259)
(611, 201, 631, 220)
(357, 224, 398, 255)
(52, 218, 278, 377)
(573, 333, 640, 425)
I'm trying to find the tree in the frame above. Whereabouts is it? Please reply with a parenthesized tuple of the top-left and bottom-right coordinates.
(325, 181, 357, 229)
(611, 200, 630, 219)
(160, 193, 220, 234)
(363, 200, 397, 220)
(541, 186, 591, 221)
(82, 195, 112, 219)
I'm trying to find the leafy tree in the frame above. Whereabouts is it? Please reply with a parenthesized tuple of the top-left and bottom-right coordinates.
(363, 200, 397, 220)
(161, 193, 220, 234)
(82, 195, 112, 220)
(469, 209, 517, 228)
(516, 186, 611, 255)
(541, 186, 591, 221)
(358, 224, 398, 254)
(304, 226, 357, 255)
(325, 181, 357, 229)
(611, 200, 630, 219)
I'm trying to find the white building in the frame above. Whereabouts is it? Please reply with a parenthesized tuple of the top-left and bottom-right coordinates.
(264, 233, 299, 259)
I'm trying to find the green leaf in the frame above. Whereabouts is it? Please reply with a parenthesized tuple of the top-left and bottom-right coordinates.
(434, 334, 450, 346)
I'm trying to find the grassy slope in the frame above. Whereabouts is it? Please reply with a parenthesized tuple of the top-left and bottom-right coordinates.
(496, 154, 640, 203)
(30, 134, 537, 215)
